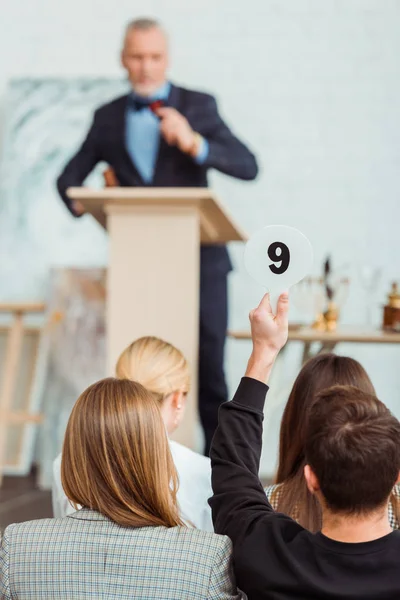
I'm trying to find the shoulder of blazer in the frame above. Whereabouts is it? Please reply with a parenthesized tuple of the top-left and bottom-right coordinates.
(166, 525, 232, 558)
(93, 94, 129, 122)
(170, 84, 217, 111)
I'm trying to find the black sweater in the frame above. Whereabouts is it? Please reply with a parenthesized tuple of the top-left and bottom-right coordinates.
(209, 377, 400, 600)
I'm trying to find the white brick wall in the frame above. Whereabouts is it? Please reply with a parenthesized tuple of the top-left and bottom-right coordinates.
(1, 0, 400, 474)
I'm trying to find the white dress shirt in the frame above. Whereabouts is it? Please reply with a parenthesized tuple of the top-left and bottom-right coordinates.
(52, 440, 213, 531)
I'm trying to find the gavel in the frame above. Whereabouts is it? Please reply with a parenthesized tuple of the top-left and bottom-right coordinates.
(103, 167, 119, 187)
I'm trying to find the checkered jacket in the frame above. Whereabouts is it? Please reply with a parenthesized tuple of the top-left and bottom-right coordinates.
(0, 508, 245, 599)
(265, 484, 400, 529)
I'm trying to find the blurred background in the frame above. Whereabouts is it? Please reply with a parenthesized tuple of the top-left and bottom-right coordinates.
(1, 0, 400, 529)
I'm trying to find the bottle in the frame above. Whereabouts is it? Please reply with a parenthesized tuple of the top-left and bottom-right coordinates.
(383, 283, 400, 331)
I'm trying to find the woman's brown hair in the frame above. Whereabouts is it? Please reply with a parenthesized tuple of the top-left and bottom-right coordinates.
(272, 353, 394, 532)
(61, 377, 184, 528)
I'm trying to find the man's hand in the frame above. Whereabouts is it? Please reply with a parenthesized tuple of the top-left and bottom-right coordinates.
(245, 293, 289, 383)
(156, 107, 200, 155)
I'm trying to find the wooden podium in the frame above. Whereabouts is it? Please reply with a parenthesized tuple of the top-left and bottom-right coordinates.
(67, 187, 246, 448)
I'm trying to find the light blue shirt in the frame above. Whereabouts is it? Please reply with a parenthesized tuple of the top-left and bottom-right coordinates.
(125, 81, 208, 183)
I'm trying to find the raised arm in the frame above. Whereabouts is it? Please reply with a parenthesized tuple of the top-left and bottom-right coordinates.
(198, 95, 258, 181)
(56, 113, 101, 217)
(209, 293, 289, 544)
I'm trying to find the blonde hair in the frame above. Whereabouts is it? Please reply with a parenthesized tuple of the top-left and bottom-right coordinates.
(115, 336, 190, 404)
(61, 377, 183, 528)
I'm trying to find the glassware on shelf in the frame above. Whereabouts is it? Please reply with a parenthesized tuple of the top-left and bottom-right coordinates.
(291, 277, 329, 329)
(358, 265, 382, 327)
(291, 272, 350, 332)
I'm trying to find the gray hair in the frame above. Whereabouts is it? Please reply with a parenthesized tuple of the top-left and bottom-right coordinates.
(125, 18, 165, 35)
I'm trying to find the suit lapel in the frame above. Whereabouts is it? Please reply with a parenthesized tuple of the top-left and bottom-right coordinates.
(115, 95, 146, 185)
(152, 84, 182, 185)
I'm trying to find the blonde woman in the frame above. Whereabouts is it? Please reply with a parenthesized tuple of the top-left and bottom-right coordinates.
(1, 378, 243, 599)
(53, 336, 213, 531)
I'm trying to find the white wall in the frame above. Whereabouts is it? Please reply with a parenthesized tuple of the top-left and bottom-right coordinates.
(1, 0, 400, 475)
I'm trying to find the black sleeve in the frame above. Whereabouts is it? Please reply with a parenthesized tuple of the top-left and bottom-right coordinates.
(209, 377, 279, 544)
(199, 96, 259, 181)
(56, 113, 101, 217)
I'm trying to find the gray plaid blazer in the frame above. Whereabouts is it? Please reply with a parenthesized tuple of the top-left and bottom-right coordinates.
(0, 508, 245, 599)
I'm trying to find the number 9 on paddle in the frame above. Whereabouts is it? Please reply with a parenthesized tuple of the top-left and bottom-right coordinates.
(244, 225, 313, 309)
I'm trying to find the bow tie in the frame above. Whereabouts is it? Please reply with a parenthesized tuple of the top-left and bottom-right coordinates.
(129, 97, 165, 113)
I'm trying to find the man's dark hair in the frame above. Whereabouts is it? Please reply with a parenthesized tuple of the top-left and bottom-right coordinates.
(305, 385, 400, 515)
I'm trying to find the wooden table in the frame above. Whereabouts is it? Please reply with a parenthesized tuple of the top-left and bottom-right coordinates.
(229, 326, 400, 364)
(0, 303, 45, 485)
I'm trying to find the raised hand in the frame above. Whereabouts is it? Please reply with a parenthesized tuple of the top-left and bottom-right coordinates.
(246, 292, 289, 383)
(155, 107, 201, 156)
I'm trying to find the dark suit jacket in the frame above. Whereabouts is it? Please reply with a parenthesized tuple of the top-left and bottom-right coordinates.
(57, 83, 258, 275)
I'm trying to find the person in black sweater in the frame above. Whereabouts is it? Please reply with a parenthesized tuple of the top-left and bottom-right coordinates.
(210, 292, 400, 600)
